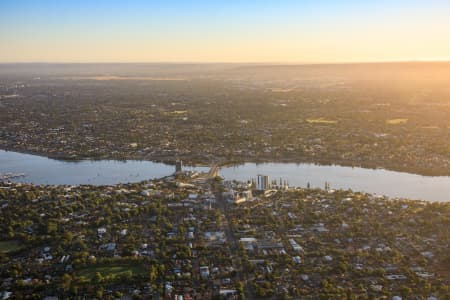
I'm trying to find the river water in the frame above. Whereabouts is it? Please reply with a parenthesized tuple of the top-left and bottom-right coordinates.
(1, 150, 449, 202)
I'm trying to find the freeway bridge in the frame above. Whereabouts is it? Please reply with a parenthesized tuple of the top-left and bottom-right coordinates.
(206, 164, 219, 178)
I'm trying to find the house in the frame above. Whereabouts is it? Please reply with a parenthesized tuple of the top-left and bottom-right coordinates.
(289, 239, 304, 252)
(99, 243, 116, 251)
(386, 274, 407, 280)
(97, 227, 106, 236)
(188, 193, 198, 200)
(0, 291, 12, 299)
(219, 289, 237, 297)
(204, 231, 225, 244)
(239, 237, 257, 251)
(199, 266, 210, 279)
(313, 223, 329, 232)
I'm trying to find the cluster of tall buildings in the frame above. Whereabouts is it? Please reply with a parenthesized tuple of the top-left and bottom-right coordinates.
(256, 174, 270, 191)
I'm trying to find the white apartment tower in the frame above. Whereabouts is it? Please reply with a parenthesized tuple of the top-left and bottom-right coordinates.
(256, 174, 270, 191)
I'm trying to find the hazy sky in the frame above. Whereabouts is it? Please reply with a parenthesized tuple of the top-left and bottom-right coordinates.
(1, 0, 450, 63)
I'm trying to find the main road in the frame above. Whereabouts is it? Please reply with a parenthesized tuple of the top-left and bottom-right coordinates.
(212, 180, 255, 299)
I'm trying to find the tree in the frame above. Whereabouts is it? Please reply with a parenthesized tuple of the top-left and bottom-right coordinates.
(235, 281, 245, 300)
(60, 273, 72, 291)
(149, 264, 158, 282)
(94, 272, 103, 284)
(95, 287, 104, 299)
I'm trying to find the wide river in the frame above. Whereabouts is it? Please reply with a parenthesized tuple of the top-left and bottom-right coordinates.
(1, 150, 449, 202)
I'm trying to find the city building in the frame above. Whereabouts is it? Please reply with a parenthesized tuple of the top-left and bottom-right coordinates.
(256, 174, 269, 191)
(175, 160, 183, 173)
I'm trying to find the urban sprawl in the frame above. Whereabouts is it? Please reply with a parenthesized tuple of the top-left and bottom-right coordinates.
(1, 164, 449, 299)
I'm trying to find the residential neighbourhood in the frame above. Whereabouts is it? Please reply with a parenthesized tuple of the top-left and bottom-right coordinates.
(2, 69, 450, 177)
(1, 170, 449, 299)
(2, 1, 450, 299)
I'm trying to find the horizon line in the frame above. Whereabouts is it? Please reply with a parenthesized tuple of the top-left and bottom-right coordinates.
(1, 59, 450, 66)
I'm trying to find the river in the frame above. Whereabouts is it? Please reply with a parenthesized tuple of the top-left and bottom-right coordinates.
(1, 150, 449, 202)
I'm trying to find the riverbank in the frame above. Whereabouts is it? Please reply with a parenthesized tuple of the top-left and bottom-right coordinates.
(2, 145, 449, 177)
(1, 149, 449, 202)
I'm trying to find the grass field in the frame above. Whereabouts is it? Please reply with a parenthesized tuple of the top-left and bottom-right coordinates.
(169, 110, 188, 115)
(386, 118, 408, 125)
(270, 88, 293, 92)
(0, 240, 24, 254)
(306, 118, 337, 124)
(77, 262, 146, 281)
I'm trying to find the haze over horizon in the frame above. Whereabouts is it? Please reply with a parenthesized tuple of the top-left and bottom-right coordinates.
(2, 0, 450, 64)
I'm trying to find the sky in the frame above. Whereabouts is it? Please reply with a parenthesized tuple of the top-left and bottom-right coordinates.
(1, 0, 450, 63)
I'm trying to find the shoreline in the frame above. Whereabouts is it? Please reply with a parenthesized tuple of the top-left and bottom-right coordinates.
(1, 146, 450, 178)
(1, 147, 449, 202)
